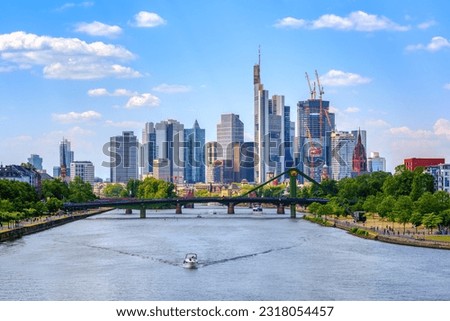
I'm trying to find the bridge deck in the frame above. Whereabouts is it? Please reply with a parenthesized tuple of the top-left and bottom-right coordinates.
(63, 197, 328, 210)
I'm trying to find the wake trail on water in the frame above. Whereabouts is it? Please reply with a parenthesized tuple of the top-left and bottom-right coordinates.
(200, 245, 297, 267)
(59, 240, 302, 268)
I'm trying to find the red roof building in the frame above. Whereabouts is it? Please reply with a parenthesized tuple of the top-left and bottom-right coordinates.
(404, 158, 445, 171)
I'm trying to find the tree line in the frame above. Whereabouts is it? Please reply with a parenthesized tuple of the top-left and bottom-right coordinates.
(301, 165, 450, 234)
(0, 176, 96, 223)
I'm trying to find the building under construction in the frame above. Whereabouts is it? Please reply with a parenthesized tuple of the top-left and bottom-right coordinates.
(296, 71, 336, 183)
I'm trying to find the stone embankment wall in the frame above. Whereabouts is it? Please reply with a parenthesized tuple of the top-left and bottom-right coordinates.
(305, 214, 450, 250)
(0, 209, 111, 243)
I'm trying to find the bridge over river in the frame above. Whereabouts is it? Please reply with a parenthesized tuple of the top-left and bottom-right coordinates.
(63, 168, 329, 218)
(63, 196, 328, 218)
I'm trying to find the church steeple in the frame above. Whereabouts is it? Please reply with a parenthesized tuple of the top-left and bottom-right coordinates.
(352, 129, 367, 175)
(60, 137, 67, 180)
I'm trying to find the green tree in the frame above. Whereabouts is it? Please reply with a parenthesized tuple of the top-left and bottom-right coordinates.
(42, 178, 69, 200)
(422, 213, 442, 234)
(126, 179, 141, 198)
(410, 211, 424, 233)
(68, 176, 97, 203)
(138, 177, 176, 199)
(377, 195, 396, 219)
(103, 183, 126, 198)
(46, 197, 63, 213)
(410, 168, 434, 201)
(414, 192, 439, 215)
(394, 195, 413, 234)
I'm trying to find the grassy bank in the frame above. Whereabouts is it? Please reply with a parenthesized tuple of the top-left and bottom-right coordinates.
(303, 213, 450, 250)
(0, 208, 112, 243)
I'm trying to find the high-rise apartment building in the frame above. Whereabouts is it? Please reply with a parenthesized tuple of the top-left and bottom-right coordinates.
(253, 52, 291, 183)
(368, 152, 386, 172)
(217, 113, 244, 183)
(28, 154, 43, 171)
(330, 131, 356, 180)
(70, 161, 95, 185)
(184, 120, 205, 183)
(155, 119, 184, 183)
(296, 98, 335, 182)
(141, 122, 157, 177)
(110, 131, 139, 183)
(217, 113, 244, 160)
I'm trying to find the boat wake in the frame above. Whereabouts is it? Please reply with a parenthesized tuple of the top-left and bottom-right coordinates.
(62, 241, 298, 269)
(201, 245, 296, 267)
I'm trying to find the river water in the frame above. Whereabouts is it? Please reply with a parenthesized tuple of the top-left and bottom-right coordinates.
(0, 206, 449, 301)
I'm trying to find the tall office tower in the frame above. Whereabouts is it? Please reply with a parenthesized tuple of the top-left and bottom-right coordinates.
(217, 113, 244, 160)
(70, 161, 95, 185)
(296, 97, 335, 182)
(184, 120, 206, 183)
(330, 131, 356, 180)
(253, 51, 291, 183)
(352, 129, 368, 176)
(28, 154, 43, 171)
(110, 131, 139, 183)
(368, 152, 386, 172)
(59, 138, 74, 178)
(155, 119, 185, 183)
(205, 141, 219, 183)
(141, 122, 157, 177)
(217, 113, 244, 182)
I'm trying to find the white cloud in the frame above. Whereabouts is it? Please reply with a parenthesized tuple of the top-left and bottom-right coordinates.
(274, 17, 306, 29)
(345, 107, 360, 113)
(275, 11, 409, 32)
(88, 88, 136, 96)
(417, 20, 436, 30)
(406, 36, 450, 52)
(52, 110, 102, 123)
(0, 31, 141, 79)
(152, 83, 191, 93)
(125, 93, 160, 109)
(434, 118, 450, 139)
(444, 83, 450, 90)
(389, 126, 433, 139)
(131, 11, 166, 28)
(75, 21, 122, 37)
(366, 119, 390, 127)
(55, 2, 94, 12)
(105, 120, 144, 128)
(320, 69, 371, 86)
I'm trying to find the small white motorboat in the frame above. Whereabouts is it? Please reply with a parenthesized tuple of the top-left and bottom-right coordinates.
(183, 253, 198, 269)
(252, 205, 263, 212)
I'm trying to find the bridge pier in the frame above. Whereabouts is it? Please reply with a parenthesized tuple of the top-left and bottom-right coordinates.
(140, 207, 146, 218)
(176, 203, 182, 214)
(227, 203, 235, 214)
(289, 168, 298, 218)
(277, 204, 285, 214)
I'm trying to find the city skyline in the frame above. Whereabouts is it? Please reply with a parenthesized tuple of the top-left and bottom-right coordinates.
(1, 1, 450, 179)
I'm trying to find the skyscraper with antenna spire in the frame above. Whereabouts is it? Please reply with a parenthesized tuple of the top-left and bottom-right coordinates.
(253, 47, 291, 183)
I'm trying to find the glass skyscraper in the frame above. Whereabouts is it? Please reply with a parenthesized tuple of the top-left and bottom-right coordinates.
(109, 131, 138, 183)
(253, 52, 291, 183)
(184, 120, 205, 183)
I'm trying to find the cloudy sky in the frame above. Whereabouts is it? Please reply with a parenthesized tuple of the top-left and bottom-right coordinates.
(1, 0, 450, 179)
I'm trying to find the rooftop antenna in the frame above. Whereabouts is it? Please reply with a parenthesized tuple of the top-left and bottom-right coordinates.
(258, 45, 261, 65)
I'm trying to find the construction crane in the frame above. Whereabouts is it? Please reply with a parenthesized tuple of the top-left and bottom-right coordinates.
(315, 70, 324, 99)
(305, 72, 316, 100)
(315, 70, 324, 153)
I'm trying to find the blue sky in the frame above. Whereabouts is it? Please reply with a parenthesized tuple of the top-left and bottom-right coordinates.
(1, 0, 450, 179)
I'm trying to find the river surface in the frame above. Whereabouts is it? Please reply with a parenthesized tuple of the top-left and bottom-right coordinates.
(1, 206, 449, 301)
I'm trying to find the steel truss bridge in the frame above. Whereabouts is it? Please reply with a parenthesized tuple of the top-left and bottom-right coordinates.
(63, 168, 329, 218)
